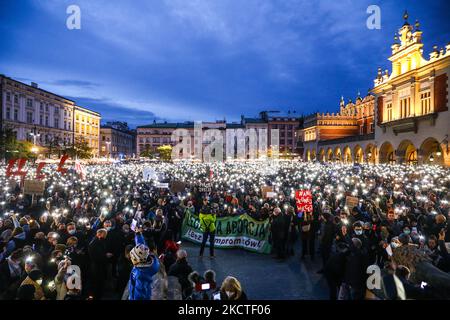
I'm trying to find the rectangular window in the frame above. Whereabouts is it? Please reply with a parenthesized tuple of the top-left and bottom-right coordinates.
(45, 105, 49, 112)
(45, 116, 49, 127)
(14, 95, 18, 104)
(26, 98, 32, 107)
(6, 107, 11, 119)
(40, 114, 44, 125)
(40, 103, 43, 111)
(6, 92, 11, 101)
(14, 109, 18, 121)
(26, 112, 33, 124)
(54, 118, 59, 129)
(400, 97, 411, 118)
(359, 125, 364, 135)
(420, 91, 431, 115)
(386, 102, 393, 121)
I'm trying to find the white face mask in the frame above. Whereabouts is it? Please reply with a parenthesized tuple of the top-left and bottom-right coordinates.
(225, 291, 234, 298)
(36, 279, 43, 285)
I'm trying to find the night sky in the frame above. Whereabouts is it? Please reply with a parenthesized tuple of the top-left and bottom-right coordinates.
(1, 0, 449, 128)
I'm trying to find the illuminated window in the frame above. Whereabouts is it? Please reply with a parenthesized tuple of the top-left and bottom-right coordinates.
(420, 91, 431, 115)
(400, 97, 411, 118)
(407, 150, 418, 165)
(386, 102, 393, 121)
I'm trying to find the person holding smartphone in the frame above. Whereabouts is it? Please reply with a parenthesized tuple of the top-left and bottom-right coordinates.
(128, 229, 160, 300)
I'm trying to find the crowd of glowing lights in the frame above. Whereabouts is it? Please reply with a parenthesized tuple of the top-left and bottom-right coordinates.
(1, 161, 448, 225)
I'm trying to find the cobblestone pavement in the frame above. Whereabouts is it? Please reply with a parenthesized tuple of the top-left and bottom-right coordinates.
(183, 241, 329, 300)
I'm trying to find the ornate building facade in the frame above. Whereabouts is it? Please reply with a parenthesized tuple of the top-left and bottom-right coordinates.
(372, 13, 450, 166)
(300, 94, 375, 163)
(301, 12, 450, 167)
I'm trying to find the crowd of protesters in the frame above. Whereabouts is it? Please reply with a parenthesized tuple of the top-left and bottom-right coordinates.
(0, 159, 449, 300)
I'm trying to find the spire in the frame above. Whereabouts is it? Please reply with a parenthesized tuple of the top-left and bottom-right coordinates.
(393, 32, 399, 44)
(403, 10, 409, 26)
(414, 19, 420, 31)
(340, 95, 345, 108)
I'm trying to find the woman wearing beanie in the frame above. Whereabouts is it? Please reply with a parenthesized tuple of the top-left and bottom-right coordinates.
(128, 229, 160, 300)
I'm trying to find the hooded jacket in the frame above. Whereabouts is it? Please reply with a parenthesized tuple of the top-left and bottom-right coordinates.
(128, 234, 160, 300)
(199, 213, 216, 233)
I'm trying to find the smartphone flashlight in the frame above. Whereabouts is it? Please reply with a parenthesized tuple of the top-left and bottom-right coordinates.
(201, 283, 211, 290)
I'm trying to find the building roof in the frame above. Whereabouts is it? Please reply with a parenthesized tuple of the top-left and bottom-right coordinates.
(137, 122, 195, 129)
(244, 118, 266, 124)
(74, 105, 101, 117)
(100, 125, 135, 135)
(1, 74, 75, 104)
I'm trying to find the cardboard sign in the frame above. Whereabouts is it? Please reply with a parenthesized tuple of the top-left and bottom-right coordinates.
(170, 181, 186, 193)
(345, 196, 359, 210)
(266, 192, 277, 198)
(261, 186, 274, 198)
(23, 180, 46, 195)
(295, 190, 313, 213)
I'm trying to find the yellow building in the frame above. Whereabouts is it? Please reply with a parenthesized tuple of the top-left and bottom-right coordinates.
(74, 106, 101, 157)
(372, 12, 450, 166)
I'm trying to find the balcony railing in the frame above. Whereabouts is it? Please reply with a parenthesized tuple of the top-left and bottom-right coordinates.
(317, 133, 375, 146)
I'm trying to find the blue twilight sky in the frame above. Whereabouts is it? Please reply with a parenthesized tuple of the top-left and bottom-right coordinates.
(1, 0, 449, 128)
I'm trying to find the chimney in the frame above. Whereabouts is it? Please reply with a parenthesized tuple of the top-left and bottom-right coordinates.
(31, 82, 38, 88)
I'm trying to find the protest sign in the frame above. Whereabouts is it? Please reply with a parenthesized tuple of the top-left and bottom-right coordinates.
(295, 189, 313, 213)
(23, 180, 45, 195)
(346, 196, 359, 210)
(261, 186, 274, 198)
(266, 192, 277, 198)
(181, 212, 272, 254)
(170, 180, 186, 193)
(155, 182, 169, 189)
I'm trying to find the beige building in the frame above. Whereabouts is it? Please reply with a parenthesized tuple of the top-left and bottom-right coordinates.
(1, 75, 75, 155)
(74, 106, 101, 157)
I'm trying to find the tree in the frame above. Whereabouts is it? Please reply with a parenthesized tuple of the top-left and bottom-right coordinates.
(66, 137, 93, 159)
(46, 137, 63, 158)
(1, 127, 36, 161)
(140, 145, 154, 158)
(157, 145, 172, 161)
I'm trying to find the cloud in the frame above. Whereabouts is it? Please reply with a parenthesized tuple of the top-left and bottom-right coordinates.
(50, 79, 99, 89)
(66, 96, 159, 128)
